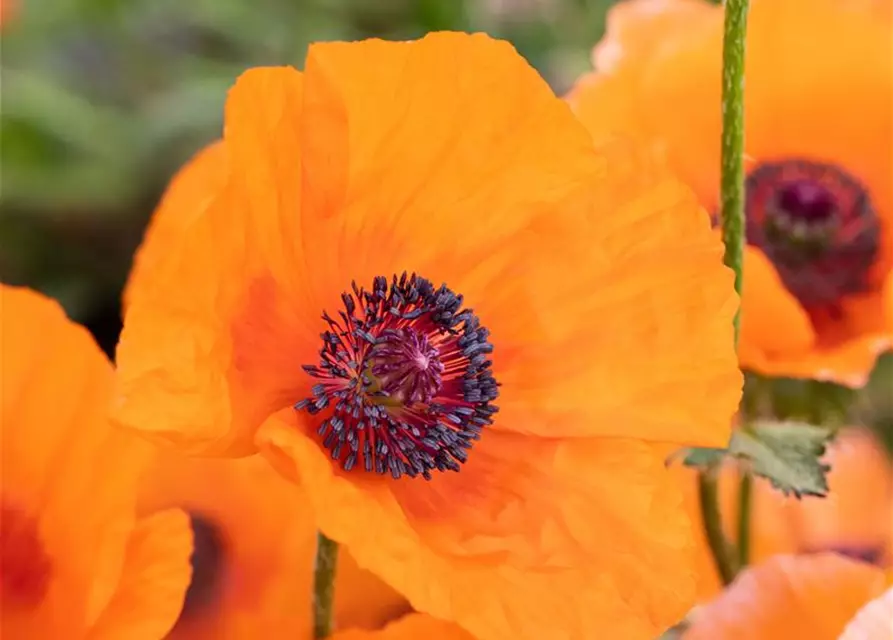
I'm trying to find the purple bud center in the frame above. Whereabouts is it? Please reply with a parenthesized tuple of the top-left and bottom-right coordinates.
(744, 159, 881, 310)
(777, 180, 837, 223)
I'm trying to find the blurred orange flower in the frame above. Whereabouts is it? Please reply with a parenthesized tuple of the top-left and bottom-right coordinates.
(0, 0, 14, 27)
(686, 553, 890, 640)
(0, 285, 193, 638)
(839, 584, 893, 640)
(569, 0, 893, 387)
(139, 454, 409, 638)
(331, 613, 474, 640)
(114, 33, 741, 639)
(683, 428, 893, 598)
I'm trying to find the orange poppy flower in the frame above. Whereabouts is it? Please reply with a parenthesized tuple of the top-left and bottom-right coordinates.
(139, 453, 410, 638)
(114, 33, 741, 639)
(686, 553, 890, 640)
(331, 613, 474, 640)
(0, 284, 193, 638)
(683, 427, 893, 598)
(568, 0, 893, 387)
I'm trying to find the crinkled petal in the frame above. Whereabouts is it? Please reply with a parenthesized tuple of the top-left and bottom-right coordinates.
(483, 138, 740, 446)
(258, 409, 703, 640)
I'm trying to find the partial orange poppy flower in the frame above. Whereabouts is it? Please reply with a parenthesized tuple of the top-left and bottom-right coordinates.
(569, 0, 893, 387)
(115, 33, 741, 639)
(0, 0, 14, 27)
(683, 427, 893, 598)
(839, 584, 893, 640)
(0, 285, 193, 638)
(686, 553, 890, 640)
(139, 453, 409, 638)
(331, 613, 474, 640)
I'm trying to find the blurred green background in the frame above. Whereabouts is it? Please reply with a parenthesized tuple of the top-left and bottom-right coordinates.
(1, 0, 891, 448)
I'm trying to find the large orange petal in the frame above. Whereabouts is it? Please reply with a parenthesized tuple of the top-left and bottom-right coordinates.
(296, 33, 598, 290)
(87, 509, 194, 640)
(259, 409, 705, 640)
(331, 614, 474, 640)
(478, 137, 740, 445)
(739, 245, 815, 361)
(737, 246, 891, 386)
(122, 142, 228, 311)
(114, 140, 268, 456)
(687, 553, 888, 640)
(115, 33, 602, 457)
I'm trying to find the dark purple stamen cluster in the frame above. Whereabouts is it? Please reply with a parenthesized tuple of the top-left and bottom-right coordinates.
(295, 273, 499, 480)
(744, 159, 880, 309)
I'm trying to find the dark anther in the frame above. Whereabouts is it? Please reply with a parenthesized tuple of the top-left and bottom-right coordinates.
(294, 273, 499, 480)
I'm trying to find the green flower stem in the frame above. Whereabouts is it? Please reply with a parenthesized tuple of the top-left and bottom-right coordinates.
(720, 0, 749, 339)
(736, 469, 753, 568)
(313, 532, 339, 639)
(698, 467, 739, 585)
(699, 0, 751, 585)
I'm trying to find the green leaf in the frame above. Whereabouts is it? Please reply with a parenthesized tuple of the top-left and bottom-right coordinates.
(672, 446, 728, 468)
(657, 619, 690, 640)
(731, 421, 832, 498)
(668, 421, 833, 498)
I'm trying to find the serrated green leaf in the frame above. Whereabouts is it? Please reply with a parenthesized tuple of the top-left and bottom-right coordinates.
(666, 421, 833, 498)
(729, 421, 832, 498)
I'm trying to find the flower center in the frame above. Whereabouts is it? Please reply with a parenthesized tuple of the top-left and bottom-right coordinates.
(745, 159, 880, 309)
(296, 273, 499, 480)
(0, 497, 53, 608)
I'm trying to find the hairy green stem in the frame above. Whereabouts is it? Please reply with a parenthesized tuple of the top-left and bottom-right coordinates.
(736, 470, 753, 568)
(698, 468, 739, 585)
(720, 0, 749, 338)
(699, 0, 751, 586)
(313, 532, 339, 639)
